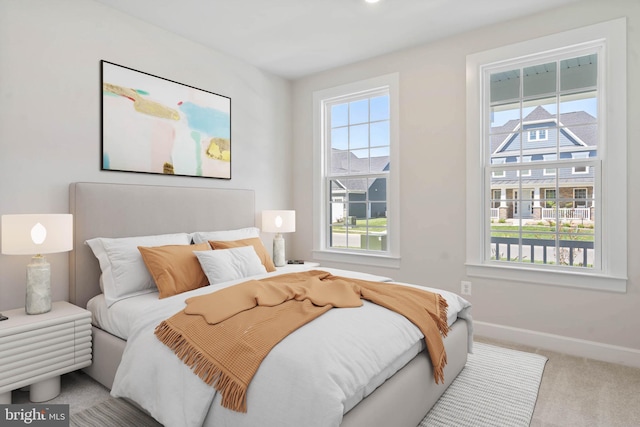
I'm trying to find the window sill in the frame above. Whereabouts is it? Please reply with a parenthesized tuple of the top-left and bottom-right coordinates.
(465, 262, 627, 293)
(313, 250, 400, 269)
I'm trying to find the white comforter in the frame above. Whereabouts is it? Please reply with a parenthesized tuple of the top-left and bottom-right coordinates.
(111, 267, 472, 427)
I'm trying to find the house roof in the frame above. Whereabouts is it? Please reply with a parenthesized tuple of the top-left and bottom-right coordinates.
(331, 149, 389, 193)
(331, 150, 389, 175)
(491, 106, 597, 154)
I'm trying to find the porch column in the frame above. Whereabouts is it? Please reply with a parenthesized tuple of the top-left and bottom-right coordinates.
(499, 187, 508, 220)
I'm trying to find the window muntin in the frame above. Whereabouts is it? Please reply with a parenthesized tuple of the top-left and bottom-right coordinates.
(487, 51, 599, 271)
(314, 74, 399, 267)
(466, 18, 627, 292)
(324, 88, 391, 254)
(489, 166, 595, 268)
(328, 177, 388, 250)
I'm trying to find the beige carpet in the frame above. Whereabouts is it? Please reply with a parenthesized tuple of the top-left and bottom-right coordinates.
(12, 338, 640, 426)
(474, 337, 640, 427)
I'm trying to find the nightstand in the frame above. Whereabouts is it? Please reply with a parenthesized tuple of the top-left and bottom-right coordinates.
(0, 301, 92, 404)
(276, 261, 321, 273)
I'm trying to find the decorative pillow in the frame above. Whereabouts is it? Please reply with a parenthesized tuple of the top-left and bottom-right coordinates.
(85, 233, 191, 307)
(191, 227, 260, 244)
(194, 246, 267, 285)
(208, 237, 276, 272)
(138, 242, 210, 299)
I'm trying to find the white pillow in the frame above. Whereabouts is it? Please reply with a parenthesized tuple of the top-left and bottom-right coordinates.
(86, 233, 191, 307)
(191, 227, 260, 244)
(194, 246, 267, 285)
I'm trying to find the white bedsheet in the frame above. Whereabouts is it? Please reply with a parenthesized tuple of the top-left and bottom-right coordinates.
(111, 267, 472, 427)
(87, 266, 394, 340)
(87, 292, 160, 340)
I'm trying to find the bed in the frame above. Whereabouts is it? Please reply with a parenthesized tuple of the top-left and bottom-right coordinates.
(69, 182, 472, 427)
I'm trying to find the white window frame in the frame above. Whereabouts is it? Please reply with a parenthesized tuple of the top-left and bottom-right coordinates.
(543, 154, 557, 176)
(491, 157, 506, 177)
(544, 188, 556, 208)
(465, 18, 627, 292)
(528, 129, 548, 141)
(313, 73, 400, 268)
(574, 188, 589, 208)
(491, 189, 502, 209)
(517, 155, 532, 177)
(572, 152, 590, 174)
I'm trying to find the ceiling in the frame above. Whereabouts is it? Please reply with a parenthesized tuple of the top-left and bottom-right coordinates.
(93, 0, 581, 79)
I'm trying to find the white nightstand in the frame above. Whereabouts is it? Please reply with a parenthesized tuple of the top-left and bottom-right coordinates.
(0, 301, 92, 404)
(276, 261, 321, 273)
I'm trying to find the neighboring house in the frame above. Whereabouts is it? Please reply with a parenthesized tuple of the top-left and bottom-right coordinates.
(490, 105, 596, 222)
(330, 150, 389, 223)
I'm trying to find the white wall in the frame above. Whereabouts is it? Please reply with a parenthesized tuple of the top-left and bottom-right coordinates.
(292, 0, 640, 356)
(2, 0, 638, 363)
(0, 0, 292, 310)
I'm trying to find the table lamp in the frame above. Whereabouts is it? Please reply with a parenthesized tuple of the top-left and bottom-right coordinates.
(1, 214, 73, 315)
(261, 210, 295, 267)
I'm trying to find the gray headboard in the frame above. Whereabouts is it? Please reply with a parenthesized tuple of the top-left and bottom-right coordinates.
(69, 182, 255, 308)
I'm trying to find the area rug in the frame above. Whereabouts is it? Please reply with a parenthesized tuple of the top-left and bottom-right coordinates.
(71, 342, 547, 427)
(70, 398, 162, 427)
(419, 342, 548, 427)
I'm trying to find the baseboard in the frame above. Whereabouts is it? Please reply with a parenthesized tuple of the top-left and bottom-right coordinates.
(474, 321, 640, 369)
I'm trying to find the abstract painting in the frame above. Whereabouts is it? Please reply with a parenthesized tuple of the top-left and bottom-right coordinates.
(101, 60, 231, 179)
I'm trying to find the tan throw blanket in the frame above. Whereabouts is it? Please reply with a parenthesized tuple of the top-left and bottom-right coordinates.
(154, 270, 448, 412)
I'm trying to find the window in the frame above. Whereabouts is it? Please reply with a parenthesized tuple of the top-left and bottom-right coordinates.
(528, 129, 548, 141)
(492, 158, 506, 177)
(543, 154, 557, 176)
(572, 152, 590, 174)
(574, 188, 588, 208)
(518, 155, 532, 177)
(491, 189, 502, 209)
(491, 189, 502, 220)
(313, 74, 400, 267)
(466, 19, 627, 292)
(544, 189, 556, 208)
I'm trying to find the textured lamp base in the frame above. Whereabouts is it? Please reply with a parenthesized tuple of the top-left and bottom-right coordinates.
(26, 256, 52, 315)
(273, 234, 286, 267)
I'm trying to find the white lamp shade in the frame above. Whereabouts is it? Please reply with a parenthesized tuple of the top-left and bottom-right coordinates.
(261, 210, 295, 233)
(1, 214, 73, 255)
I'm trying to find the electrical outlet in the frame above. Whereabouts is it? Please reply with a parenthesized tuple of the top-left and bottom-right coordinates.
(461, 281, 472, 296)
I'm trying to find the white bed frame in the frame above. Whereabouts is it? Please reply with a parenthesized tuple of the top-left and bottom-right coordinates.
(69, 182, 469, 427)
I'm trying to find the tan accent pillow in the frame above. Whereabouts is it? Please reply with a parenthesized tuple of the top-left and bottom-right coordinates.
(138, 243, 210, 298)
(208, 237, 276, 272)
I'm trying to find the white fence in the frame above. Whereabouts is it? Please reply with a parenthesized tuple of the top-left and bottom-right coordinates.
(542, 208, 590, 221)
(490, 207, 591, 221)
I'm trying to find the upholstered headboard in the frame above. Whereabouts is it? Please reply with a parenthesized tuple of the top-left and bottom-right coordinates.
(69, 182, 255, 308)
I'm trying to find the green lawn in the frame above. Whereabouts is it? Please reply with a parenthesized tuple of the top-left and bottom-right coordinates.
(331, 220, 594, 242)
(491, 225, 594, 241)
(332, 218, 387, 234)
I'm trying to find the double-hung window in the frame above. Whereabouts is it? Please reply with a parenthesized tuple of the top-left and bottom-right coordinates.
(313, 74, 400, 267)
(465, 19, 627, 291)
